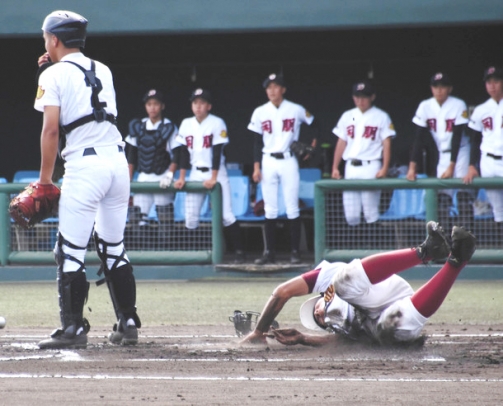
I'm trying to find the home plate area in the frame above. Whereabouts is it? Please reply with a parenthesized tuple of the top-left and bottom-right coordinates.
(0, 325, 502, 404)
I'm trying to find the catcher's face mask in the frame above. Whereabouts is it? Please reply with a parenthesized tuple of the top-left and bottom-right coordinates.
(229, 310, 260, 337)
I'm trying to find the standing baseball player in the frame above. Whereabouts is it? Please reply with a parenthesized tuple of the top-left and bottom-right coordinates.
(331, 80, 395, 232)
(35, 10, 140, 349)
(125, 89, 180, 225)
(174, 88, 244, 263)
(249, 73, 318, 265)
(407, 73, 473, 231)
(241, 221, 476, 346)
(464, 66, 503, 239)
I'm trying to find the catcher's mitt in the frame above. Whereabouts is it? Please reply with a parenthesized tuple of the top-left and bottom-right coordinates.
(9, 182, 61, 229)
(229, 310, 279, 337)
(290, 141, 314, 160)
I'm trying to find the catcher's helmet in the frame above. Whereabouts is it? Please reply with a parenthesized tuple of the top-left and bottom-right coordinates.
(42, 10, 88, 48)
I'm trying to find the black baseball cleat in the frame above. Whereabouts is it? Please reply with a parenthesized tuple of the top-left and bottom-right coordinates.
(448, 226, 476, 267)
(254, 251, 275, 265)
(109, 319, 138, 346)
(416, 221, 451, 263)
(38, 326, 88, 349)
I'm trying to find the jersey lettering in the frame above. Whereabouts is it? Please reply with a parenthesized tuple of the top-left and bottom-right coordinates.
(261, 120, 272, 134)
(427, 118, 437, 132)
(346, 125, 355, 138)
(282, 118, 295, 132)
(445, 119, 455, 132)
(362, 126, 378, 140)
(202, 134, 213, 148)
(482, 117, 493, 131)
(186, 136, 194, 149)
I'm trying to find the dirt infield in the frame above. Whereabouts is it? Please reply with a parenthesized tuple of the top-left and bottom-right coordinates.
(1, 323, 502, 405)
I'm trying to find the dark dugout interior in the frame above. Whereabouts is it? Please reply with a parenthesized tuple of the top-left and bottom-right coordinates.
(1, 24, 502, 180)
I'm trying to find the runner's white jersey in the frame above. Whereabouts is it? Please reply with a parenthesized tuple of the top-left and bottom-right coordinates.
(34, 52, 123, 159)
(176, 114, 228, 168)
(248, 99, 314, 153)
(468, 98, 503, 155)
(413, 96, 469, 152)
(332, 106, 395, 161)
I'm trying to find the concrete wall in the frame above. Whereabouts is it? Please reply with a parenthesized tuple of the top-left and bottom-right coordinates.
(1, 0, 502, 36)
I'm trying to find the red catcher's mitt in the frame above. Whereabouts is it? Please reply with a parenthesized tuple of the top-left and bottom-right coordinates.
(9, 182, 60, 229)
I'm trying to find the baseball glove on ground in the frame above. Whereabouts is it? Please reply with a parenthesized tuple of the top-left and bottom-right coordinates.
(290, 141, 314, 160)
(9, 182, 60, 229)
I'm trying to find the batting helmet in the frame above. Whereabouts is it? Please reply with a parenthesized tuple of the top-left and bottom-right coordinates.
(42, 10, 88, 48)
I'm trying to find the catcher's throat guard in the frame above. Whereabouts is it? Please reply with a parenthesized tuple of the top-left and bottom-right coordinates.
(229, 310, 279, 337)
(9, 182, 60, 229)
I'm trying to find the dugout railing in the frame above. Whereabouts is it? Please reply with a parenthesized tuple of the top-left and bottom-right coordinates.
(0, 182, 223, 266)
(314, 177, 503, 265)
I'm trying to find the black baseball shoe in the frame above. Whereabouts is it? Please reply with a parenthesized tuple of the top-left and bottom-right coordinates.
(38, 325, 88, 350)
(254, 251, 275, 265)
(416, 221, 451, 263)
(447, 226, 476, 267)
(109, 319, 138, 346)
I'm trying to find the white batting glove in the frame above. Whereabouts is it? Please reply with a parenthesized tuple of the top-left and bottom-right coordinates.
(159, 171, 174, 189)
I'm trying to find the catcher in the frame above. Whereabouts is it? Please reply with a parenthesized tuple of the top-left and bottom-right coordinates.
(27, 10, 141, 350)
(241, 221, 476, 347)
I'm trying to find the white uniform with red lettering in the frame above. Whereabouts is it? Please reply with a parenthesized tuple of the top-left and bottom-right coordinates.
(468, 98, 503, 221)
(304, 260, 426, 342)
(413, 96, 470, 196)
(177, 113, 235, 229)
(333, 106, 395, 225)
(248, 99, 314, 219)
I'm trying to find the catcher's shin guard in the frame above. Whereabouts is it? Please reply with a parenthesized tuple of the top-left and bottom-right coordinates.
(94, 232, 141, 333)
(54, 233, 90, 334)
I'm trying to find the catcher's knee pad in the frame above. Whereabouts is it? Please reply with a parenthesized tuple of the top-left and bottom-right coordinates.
(54, 232, 86, 273)
(93, 232, 140, 329)
(93, 231, 129, 270)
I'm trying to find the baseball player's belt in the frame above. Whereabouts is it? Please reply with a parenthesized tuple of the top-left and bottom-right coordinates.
(487, 153, 502, 160)
(196, 167, 210, 172)
(82, 146, 124, 156)
(266, 152, 292, 159)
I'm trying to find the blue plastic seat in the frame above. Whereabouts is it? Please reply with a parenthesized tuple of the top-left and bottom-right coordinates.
(0, 177, 7, 184)
(229, 176, 250, 217)
(13, 170, 40, 183)
(226, 168, 243, 176)
(380, 175, 426, 221)
(299, 168, 321, 208)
